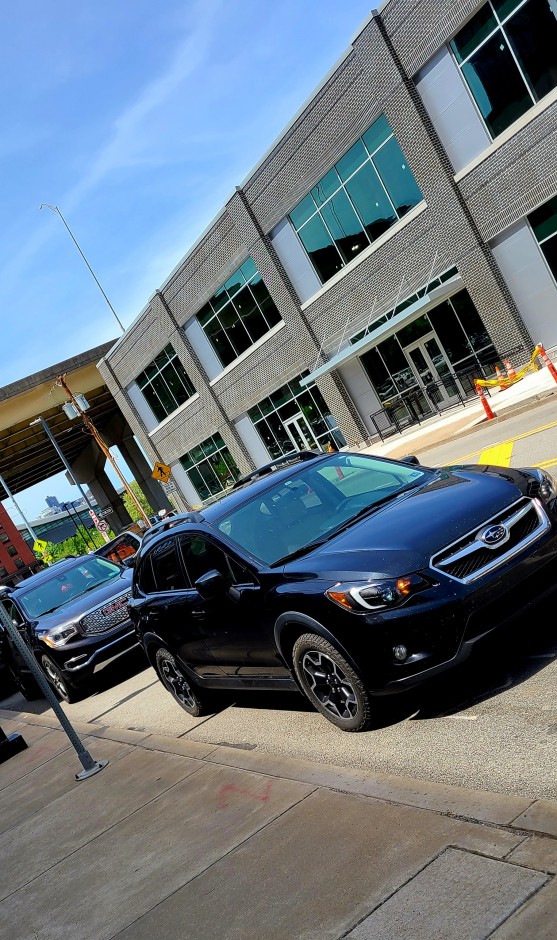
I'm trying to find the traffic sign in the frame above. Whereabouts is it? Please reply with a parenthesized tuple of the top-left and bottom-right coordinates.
(152, 462, 172, 483)
(33, 538, 48, 554)
(97, 521, 109, 533)
(98, 507, 113, 518)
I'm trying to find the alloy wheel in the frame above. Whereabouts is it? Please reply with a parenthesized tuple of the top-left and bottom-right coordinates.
(42, 657, 68, 700)
(301, 650, 358, 720)
(160, 656, 196, 709)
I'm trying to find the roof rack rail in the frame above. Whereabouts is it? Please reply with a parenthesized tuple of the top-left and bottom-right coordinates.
(232, 450, 322, 489)
(141, 511, 205, 545)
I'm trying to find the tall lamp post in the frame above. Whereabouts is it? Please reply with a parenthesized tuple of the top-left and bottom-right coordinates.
(38, 204, 125, 333)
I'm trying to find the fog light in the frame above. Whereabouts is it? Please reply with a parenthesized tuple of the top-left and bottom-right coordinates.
(393, 645, 408, 661)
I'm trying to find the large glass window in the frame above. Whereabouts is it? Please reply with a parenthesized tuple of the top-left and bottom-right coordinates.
(196, 259, 282, 368)
(248, 374, 342, 459)
(289, 116, 423, 285)
(529, 195, 557, 283)
(451, 0, 557, 138)
(136, 344, 196, 424)
(180, 433, 240, 503)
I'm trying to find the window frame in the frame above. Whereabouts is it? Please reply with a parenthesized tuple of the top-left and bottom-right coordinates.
(288, 116, 423, 285)
(179, 433, 240, 504)
(195, 259, 283, 369)
(136, 343, 196, 424)
(449, 0, 555, 140)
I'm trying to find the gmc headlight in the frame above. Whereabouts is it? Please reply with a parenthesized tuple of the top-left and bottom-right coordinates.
(326, 574, 428, 612)
(40, 625, 78, 648)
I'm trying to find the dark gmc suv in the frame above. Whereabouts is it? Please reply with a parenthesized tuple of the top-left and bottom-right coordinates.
(127, 450, 557, 732)
(0, 555, 138, 703)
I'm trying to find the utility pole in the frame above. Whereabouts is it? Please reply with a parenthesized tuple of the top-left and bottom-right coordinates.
(0, 472, 39, 543)
(56, 374, 151, 528)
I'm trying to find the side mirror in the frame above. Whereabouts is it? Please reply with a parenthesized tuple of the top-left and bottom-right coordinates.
(401, 455, 420, 465)
(194, 569, 226, 600)
(122, 555, 137, 569)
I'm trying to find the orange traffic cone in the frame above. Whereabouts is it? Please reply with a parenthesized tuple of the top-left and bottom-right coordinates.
(537, 344, 557, 385)
(475, 380, 495, 420)
(503, 358, 517, 381)
(495, 365, 509, 389)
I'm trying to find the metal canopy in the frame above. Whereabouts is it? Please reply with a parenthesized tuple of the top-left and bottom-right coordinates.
(0, 341, 118, 499)
(300, 275, 464, 386)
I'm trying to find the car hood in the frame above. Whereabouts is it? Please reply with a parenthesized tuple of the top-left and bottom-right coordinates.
(32, 570, 133, 632)
(283, 466, 532, 580)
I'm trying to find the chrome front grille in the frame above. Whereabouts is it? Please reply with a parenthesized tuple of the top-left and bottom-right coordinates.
(80, 592, 132, 636)
(430, 498, 549, 584)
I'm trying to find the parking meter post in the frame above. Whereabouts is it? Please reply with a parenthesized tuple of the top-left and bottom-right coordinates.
(0, 722, 28, 763)
(0, 605, 107, 780)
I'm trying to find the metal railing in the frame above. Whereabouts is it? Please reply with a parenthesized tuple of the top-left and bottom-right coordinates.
(369, 346, 528, 443)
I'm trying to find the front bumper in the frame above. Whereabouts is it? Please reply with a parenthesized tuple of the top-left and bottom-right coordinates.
(41, 620, 140, 683)
(345, 520, 557, 694)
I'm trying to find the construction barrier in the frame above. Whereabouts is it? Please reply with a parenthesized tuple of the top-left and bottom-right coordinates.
(537, 344, 557, 386)
(475, 345, 541, 390)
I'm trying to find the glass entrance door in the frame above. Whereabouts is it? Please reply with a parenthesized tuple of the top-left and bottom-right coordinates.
(284, 413, 320, 451)
(407, 334, 459, 408)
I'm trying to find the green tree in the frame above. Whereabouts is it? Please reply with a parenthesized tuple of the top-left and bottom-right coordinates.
(122, 481, 153, 522)
(47, 526, 108, 563)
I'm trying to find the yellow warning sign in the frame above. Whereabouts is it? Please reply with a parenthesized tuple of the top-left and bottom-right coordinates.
(33, 538, 48, 554)
(152, 462, 172, 484)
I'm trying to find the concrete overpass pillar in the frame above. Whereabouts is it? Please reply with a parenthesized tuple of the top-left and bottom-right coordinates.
(70, 440, 133, 532)
(87, 469, 133, 531)
(118, 435, 172, 514)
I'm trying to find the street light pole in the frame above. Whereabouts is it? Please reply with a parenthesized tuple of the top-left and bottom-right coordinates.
(29, 417, 95, 512)
(0, 471, 39, 543)
(38, 204, 125, 333)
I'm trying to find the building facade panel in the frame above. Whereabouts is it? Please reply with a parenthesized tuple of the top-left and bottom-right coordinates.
(98, 3, 557, 512)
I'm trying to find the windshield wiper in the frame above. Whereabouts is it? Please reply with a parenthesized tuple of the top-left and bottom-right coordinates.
(271, 534, 334, 566)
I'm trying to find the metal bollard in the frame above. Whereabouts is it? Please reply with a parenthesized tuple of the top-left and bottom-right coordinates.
(0, 604, 107, 780)
(0, 721, 27, 763)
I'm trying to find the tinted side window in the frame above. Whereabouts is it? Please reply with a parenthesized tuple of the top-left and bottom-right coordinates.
(180, 536, 231, 586)
(151, 541, 188, 592)
(3, 601, 24, 626)
(137, 556, 156, 595)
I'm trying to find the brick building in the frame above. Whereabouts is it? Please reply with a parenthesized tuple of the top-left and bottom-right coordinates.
(0, 504, 41, 587)
(99, 0, 557, 509)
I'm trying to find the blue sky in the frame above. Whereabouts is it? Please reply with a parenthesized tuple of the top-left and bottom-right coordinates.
(1, 0, 372, 521)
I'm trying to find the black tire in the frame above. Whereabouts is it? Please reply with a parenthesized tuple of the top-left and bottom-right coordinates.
(292, 632, 373, 732)
(154, 647, 214, 717)
(40, 654, 82, 704)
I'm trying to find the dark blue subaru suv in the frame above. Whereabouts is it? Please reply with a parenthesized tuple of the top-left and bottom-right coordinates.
(128, 450, 557, 731)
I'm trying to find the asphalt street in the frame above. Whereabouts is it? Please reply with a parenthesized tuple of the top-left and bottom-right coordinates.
(2, 401, 557, 802)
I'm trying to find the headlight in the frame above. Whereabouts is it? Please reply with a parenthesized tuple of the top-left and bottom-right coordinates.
(521, 467, 556, 501)
(326, 574, 428, 612)
(40, 625, 78, 647)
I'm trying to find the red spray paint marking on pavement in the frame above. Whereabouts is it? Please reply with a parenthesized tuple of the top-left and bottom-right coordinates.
(217, 778, 273, 809)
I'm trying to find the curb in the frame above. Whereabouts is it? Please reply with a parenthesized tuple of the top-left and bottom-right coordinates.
(2, 707, 556, 842)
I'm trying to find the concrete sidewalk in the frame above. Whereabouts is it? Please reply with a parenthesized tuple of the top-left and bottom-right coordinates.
(362, 365, 557, 461)
(1, 708, 555, 939)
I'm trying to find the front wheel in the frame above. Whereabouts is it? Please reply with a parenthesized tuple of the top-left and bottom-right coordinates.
(292, 633, 373, 732)
(40, 654, 82, 704)
(154, 647, 216, 717)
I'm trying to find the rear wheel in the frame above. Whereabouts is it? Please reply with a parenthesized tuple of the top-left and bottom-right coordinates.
(292, 632, 373, 732)
(40, 654, 82, 704)
(154, 647, 216, 717)
(9, 665, 41, 701)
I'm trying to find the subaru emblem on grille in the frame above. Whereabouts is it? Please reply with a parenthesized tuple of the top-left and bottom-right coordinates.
(479, 524, 508, 547)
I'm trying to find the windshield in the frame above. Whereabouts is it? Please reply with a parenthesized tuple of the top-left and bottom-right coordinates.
(18, 557, 122, 618)
(216, 454, 428, 565)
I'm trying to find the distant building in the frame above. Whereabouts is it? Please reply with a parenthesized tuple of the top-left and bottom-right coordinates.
(45, 495, 62, 510)
(0, 504, 42, 587)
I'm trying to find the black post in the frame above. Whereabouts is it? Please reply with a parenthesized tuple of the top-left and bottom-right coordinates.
(0, 722, 28, 763)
